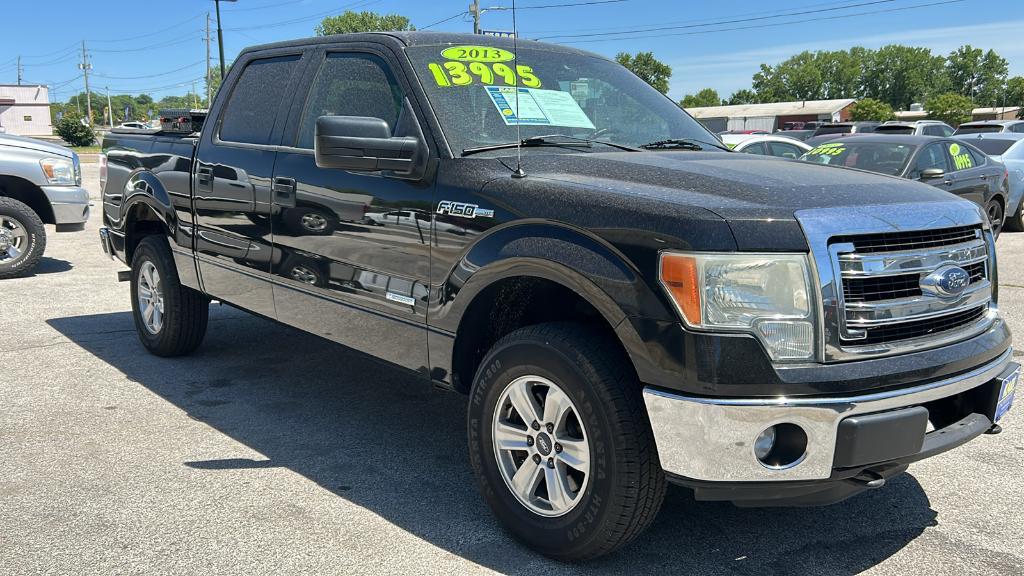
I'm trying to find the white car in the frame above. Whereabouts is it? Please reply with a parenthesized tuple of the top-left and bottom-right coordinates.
(117, 122, 150, 130)
(720, 134, 812, 159)
(364, 209, 466, 235)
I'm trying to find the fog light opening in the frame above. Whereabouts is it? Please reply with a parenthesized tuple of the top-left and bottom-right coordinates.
(754, 423, 808, 469)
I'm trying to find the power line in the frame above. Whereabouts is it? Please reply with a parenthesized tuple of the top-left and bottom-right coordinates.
(225, 0, 379, 31)
(553, 0, 968, 43)
(536, 0, 899, 40)
(223, 0, 311, 12)
(518, 0, 627, 8)
(87, 13, 204, 43)
(93, 60, 206, 80)
(91, 36, 202, 54)
(420, 11, 469, 30)
(104, 76, 207, 95)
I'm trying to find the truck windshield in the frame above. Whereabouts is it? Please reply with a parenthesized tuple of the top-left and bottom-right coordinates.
(799, 141, 914, 176)
(404, 44, 718, 155)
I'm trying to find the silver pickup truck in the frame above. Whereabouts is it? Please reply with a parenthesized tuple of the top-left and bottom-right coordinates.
(0, 133, 90, 278)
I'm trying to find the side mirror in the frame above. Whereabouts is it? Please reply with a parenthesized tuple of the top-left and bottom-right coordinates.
(920, 167, 945, 180)
(314, 115, 422, 175)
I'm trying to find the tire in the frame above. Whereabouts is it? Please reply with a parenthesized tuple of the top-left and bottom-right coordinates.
(0, 197, 46, 279)
(130, 235, 209, 356)
(467, 322, 666, 561)
(284, 206, 334, 236)
(1005, 198, 1024, 233)
(985, 199, 1004, 240)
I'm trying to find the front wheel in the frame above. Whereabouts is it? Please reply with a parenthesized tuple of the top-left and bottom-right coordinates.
(467, 323, 666, 561)
(0, 197, 46, 279)
(1005, 197, 1024, 233)
(130, 236, 209, 356)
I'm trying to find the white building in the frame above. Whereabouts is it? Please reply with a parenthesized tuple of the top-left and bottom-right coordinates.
(0, 84, 53, 136)
(686, 99, 857, 133)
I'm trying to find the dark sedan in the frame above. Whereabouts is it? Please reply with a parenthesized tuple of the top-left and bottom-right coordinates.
(799, 135, 1010, 237)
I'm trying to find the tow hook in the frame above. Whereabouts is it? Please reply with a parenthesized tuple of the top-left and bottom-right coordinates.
(851, 470, 886, 489)
(984, 424, 1002, 435)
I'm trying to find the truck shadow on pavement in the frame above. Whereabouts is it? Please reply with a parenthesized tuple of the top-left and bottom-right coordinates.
(49, 309, 939, 576)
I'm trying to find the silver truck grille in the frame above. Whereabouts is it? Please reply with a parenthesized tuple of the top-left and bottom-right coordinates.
(830, 226, 992, 355)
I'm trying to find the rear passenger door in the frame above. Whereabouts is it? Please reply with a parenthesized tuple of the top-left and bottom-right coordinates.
(942, 140, 988, 206)
(269, 46, 434, 372)
(193, 51, 308, 318)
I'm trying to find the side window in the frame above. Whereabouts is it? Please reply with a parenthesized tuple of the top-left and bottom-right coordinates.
(967, 147, 987, 166)
(911, 143, 949, 178)
(940, 125, 954, 137)
(297, 53, 404, 149)
(1013, 124, 1024, 134)
(923, 125, 944, 136)
(768, 141, 802, 158)
(219, 55, 302, 145)
(741, 142, 767, 155)
(946, 141, 978, 172)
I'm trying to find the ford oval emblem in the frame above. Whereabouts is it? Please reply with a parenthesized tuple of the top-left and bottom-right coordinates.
(921, 265, 972, 298)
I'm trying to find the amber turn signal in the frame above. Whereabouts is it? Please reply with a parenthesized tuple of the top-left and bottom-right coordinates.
(659, 253, 701, 326)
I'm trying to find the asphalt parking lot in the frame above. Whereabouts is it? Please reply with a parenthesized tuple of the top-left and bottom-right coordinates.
(1, 162, 1022, 575)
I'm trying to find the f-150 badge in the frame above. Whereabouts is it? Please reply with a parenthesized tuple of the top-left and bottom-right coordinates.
(437, 201, 494, 219)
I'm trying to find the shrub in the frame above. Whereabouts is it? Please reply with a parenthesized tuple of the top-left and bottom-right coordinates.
(55, 115, 95, 147)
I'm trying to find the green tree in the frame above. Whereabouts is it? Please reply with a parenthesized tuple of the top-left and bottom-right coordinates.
(752, 63, 793, 102)
(727, 88, 758, 105)
(680, 88, 721, 108)
(945, 46, 1008, 106)
(814, 48, 866, 99)
(204, 64, 229, 106)
(1005, 76, 1024, 118)
(615, 51, 671, 94)
(848, 98, 895, 121)
(862, 45, 946, 110)
(925, 92, 974, 126)
(316, 10, 414, 35)
(54, 113, 95, 146)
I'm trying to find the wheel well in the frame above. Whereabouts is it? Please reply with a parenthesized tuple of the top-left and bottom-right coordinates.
(0, 175, 55, 224)
(451, 276, 634, 394)
(124, 203, 166, 263)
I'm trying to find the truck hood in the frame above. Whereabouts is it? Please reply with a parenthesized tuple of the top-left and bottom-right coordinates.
(512, 150, 972, 250)
(0, 133, 74, 158)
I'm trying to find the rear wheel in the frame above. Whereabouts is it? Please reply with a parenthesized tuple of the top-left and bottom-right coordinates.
(0, 197, 46, 279)
(130, 236, 209, 356)
(1005, 197, 1024, 233)
(986, 199, 1005, 239)
(467, 323, 666, 561)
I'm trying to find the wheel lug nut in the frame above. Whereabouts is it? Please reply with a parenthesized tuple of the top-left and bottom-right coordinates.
(554, 443, 562, 453)
(533, 454, 541, 464)
(547, 457, 555, 468)
(546, 423, 554, 433)
(531, 421, 540, 431)
(527, 436, 534, 446)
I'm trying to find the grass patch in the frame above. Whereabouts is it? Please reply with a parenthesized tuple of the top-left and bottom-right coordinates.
(70, 146, 102, 154)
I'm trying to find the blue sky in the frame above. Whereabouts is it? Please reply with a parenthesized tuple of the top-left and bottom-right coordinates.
(1, 0, 1021, 102)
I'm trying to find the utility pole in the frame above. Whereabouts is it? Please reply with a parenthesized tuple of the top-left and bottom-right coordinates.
(16, 56, 22, 85)
(213, 0, 238, 81)
(192, 82, 199, 109)
(205, 12, 212, 107)
(106, 86, 114, 128)
(78, 41, 93, 126)
(469, 0, 480, 34)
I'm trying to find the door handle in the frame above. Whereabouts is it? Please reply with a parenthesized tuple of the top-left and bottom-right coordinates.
(273, 177, 296, 201)
(196, 166, 213, 187)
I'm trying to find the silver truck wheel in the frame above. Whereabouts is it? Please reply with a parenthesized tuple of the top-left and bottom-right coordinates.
(492, 375, 591, 517)
(136, 261, 165, 334)
(0, 197, 46, 279)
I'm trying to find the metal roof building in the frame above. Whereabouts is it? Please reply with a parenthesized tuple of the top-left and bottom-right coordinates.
(685, 98, 857, 132)
(894, 106, 1021, 123)
(0, 85, 53, 136)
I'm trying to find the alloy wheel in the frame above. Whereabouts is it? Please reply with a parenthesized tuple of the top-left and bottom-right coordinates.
(0, 215, 29, 263)
(137, 261, 165, 334)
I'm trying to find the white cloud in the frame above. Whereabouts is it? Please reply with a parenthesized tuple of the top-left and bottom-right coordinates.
(668, 19, 1024, 99)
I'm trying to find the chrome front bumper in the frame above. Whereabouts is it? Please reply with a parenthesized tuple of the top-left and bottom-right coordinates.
(643, 347, 1015, 482)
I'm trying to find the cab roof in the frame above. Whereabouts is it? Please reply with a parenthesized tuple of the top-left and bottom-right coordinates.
(239, 31, 603, 60)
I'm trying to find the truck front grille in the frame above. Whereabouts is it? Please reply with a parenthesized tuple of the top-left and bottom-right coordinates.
(830, 225, 992, 355)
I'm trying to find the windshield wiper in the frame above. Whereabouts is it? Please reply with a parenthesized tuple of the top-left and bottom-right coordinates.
(639, 137, 730, 151)
(461, 134, 638, 157)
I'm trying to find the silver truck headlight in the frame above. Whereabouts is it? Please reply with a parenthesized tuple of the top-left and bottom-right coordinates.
(659, 252, 816, 361)
(40, 157, 76, 185)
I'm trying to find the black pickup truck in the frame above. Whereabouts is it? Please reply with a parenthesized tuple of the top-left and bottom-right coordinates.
(99, 32, 1018, 560)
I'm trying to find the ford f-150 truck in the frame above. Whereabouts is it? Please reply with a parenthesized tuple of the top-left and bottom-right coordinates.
(99, 32, 1018, 561)
(1, 133, 88, 278)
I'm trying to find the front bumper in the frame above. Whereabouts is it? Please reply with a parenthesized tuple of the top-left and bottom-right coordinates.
(643, 347, 1016, 489)
(42, 185, 90, 228)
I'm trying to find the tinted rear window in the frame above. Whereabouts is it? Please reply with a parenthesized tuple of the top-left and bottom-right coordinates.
(220, 55, 302, 145)
(955, 125, 1001, 134)
(876, 125, 914, 134)
(964, 139, 1015, 155)
(815, 125, 851, 135)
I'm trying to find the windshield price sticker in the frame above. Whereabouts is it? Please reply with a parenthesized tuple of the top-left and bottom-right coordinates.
(485, 86, 595, 129)
(949, 143, 973, 170)
(809, 142, 845, 156)
(427, 61, 541, 88)
(441, 45, 514, 62)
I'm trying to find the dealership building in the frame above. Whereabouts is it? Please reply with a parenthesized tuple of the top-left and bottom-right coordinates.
(0, 84, 53, 136)
(685, 98, 857, 132)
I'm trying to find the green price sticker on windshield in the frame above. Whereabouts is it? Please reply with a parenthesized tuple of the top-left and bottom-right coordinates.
(810, 143, 845, 156)
(441, 45, 514, 62)
(427, 61, 541, 88)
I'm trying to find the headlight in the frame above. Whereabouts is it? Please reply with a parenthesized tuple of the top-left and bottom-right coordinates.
(39, 157, 76, 185)
(659, 252, 817, 361)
